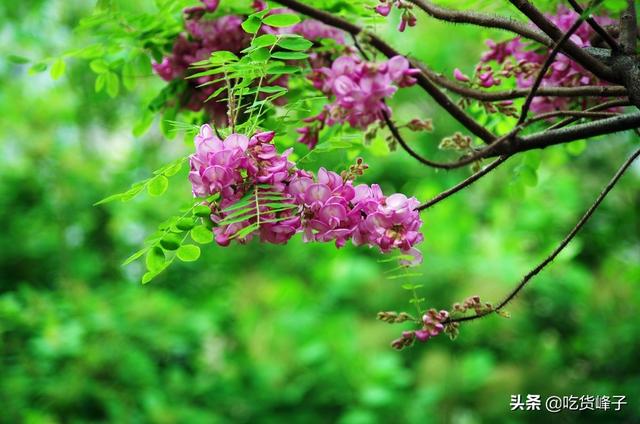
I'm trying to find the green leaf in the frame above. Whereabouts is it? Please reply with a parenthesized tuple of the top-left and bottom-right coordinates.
(161, 106, 178, 138)
(566, 140, 587, 156)
(8, 54, 30, 64)
(95, 74, 106, 92)
(193, 205, 212, 217)
(122, 247, 148, 266)
(162, 159, 184, 177)
(263, 14, 300, 28)
(106, 72, 119, 98)
(122, 61, 136, 90)
(230, 223, 259, 239)
(249, 47, 271, 62)
(90, 59, 109, 73)
(93, 185, 145, 205)
(519, 165, 538, 187)
(176, 217, 195, 231)
(277, 37, 313, 51)
(141, 271, 156, 284)
(160, 233, 181, 251)
(145, 246, 166, 272)
(210, 50, 239, 64)
(252, 34, 278, 49)
(176, 244, 201, 262)
(257, 86, 287, 94)
(133, 110, 154, 137)
(50, 58, 66, 80)
(190, 225, 213, 244)
(241, 15, 262, 34)
(147, 175, 169, 197)
(29, 62, 47, 74)
(271, 51, 309, 60)
(266, 64, 300, 75)
(135, 53, 152, 76)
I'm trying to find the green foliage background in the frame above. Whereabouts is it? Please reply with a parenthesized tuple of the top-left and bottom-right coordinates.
(1, 1, 638, 422)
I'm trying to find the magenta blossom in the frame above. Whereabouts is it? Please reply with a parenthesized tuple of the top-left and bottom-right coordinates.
(153, 0, 346, 124)
(188, 125, 425, 263)
(298, 55, 419, 149)
(465, 6, 616, 113)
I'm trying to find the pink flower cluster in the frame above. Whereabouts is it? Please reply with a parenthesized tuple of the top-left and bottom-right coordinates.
(153, 0, 345, 125)
(374, 0, 417, 32)
(298, 55, 420, 149)
(153, 8, 251, 125)
(455, 6, 615, 113)
(189, 124, 424, 263)
(391, 309, 449, 349)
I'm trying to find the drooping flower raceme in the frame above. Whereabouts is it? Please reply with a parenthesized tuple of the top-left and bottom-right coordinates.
(188, 124, 424, 263)
(153, 11, 251, 125)
(297, 55, 420, 149)
(153, 0, 345, 125)
(458, 6, 616, 113)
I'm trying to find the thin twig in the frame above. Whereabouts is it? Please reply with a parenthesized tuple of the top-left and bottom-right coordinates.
(546, 99, 631, 131)
(526, 110, 619, 125)
(446, 147, 640, 324)
(508, 0, 618, 82)
(567, 0, 620, 51)
(275, 0, 496, 144)
(408, 0, 551, 45)
(380, 110, 453, 169)
(382, 111, 521, 170)
(417, 62, 627, 101)
(517, 17, 587, 126)
(416, 156, 509, 211)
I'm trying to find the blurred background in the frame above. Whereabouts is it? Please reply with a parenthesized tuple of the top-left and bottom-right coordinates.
(1, 1, 639, 423)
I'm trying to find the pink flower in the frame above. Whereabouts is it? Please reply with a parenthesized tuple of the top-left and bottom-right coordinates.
(299, 55, 419, 148)
(352, 191, 424, 261)
(476, 6, 616, 113)
(453, 68, 470, 83)
(154, 4, 345, 125)
(189, 126, 425, 262)
(375, 3, 391, 17)
(375, 1, 418, 32)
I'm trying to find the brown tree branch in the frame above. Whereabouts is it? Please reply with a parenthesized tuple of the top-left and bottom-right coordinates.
(567, 0, 621, 51)
(446, 147, 640, 324)
(507, 0, 618, 82)
(527, 110, 618, 124)
(491, 111, 640, 156)
(416, 156, 509, 211)
(408, 0, 551, 45)
(517, 17, 586, 125)
(619, 0, 638, 54)
(417, 61, 627, 101)
(547, 99, 631, 131)
(275, 0, 496, 143)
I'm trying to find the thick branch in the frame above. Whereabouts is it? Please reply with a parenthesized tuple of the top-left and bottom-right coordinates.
(447, 147, 640, 324)
(620, 0, 638, 54)
(275, 0, 496, 143)
(408, 0, 551, 45)
(507, 0, 619, 82)
(490, 111, 640, 156)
